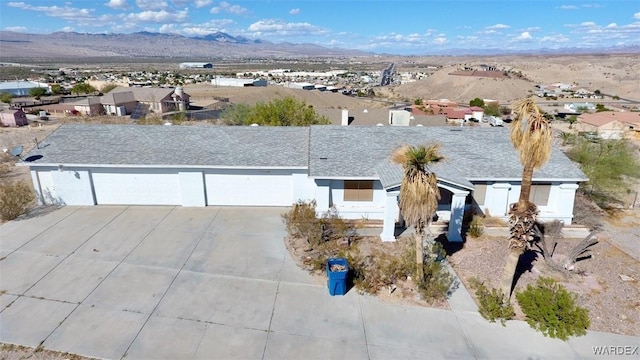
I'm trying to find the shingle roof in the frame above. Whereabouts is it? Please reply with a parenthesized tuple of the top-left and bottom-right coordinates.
(308, 126, 587, 185)
(25, 124, 309, 168)
(110, 87, 175, 102)
(24, 124, 587, 185)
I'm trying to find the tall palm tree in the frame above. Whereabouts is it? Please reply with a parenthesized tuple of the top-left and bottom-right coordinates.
(391, 144, 445, 280)
(500, 98, 553, 297)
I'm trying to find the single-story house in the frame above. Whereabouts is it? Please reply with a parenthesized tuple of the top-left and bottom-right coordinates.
(564, 102, 596, 113)
(0, 108, 28, 127)
(108, 86, 190, 114)
(576, 111, 640, 139)
(72, 97, 105, 116)
(100, 91, 138, 116)
(21, 124, 587, 242)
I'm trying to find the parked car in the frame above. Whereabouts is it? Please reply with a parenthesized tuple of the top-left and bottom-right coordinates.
(490, 116, 503, 127)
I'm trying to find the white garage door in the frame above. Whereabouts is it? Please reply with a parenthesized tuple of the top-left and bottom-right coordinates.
(205, 171, 292, 206)
(92, 171, 181, 205)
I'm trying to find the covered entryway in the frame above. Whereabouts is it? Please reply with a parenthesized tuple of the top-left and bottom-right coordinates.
(92, 169, 182, 205)
(205, 169, 293, 206)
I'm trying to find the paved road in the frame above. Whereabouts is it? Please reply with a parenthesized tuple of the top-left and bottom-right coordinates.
(1, 206, 638, 359)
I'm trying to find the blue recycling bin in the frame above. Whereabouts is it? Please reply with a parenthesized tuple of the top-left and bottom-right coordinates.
(327, 258, 349, 296)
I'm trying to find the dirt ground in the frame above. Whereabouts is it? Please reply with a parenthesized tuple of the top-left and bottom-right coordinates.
(0, 344, 93, 360)
(447, 208, 640, 337)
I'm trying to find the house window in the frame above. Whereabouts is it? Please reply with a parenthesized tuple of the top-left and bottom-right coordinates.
(344, 180, 374, 201)
(473, 184, 487, 206)
(529, 185, 551, 206)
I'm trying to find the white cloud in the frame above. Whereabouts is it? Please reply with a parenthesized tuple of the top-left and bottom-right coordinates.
(4, 26, 28, 32)
(194, 0, 212, 8)
(105, 0, 129, 9)
(559, 5, 577, 9)
(7, 2, 96, 20)
(135, 0, 168, 10)
(487, 23, 510, 29)
(516, 31, 532, 40)
(580, 21, 596, 26)
(539, 34, 569, 43)
(248, 19, 326, 36)
(433, 37, 447, 45)
(210, 2, 248, 15)
(158, 19, 235, 36)
(606, 23, 617, 28)
(60, 26, 75, 32)
(634, 12, 640, 20)
(125, 9, 189, 23)
(289, 8, 300, 15)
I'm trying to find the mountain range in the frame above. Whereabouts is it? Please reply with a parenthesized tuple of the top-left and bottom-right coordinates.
(0, 31, 638, 59)
(0, 31, 366, 59)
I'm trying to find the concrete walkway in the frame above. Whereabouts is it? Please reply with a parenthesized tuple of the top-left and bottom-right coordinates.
(0, 206, 638, 359)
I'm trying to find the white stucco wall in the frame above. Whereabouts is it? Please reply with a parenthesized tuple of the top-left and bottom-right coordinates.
(314, 180, 386, 220)
(31, 167, 95, 205)
(477, 181, 579, 225)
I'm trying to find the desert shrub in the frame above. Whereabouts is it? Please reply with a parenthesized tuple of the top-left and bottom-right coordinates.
(516, 277, 590, 340)
(469, 278, 514, 326)
(413, 241, 453, 301)
(572, 193, 603, 231)
(348, 239, 415, 294)
(0, 181, 35, 221)
(282, 200, 323, 245)
(467, 215, 484, 238)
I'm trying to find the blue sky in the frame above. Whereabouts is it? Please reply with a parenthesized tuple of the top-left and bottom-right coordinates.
(1, 0, 639, 54)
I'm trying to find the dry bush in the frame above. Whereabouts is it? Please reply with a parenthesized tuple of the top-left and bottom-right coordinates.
(0, 181, 35, 221)
(482, 209, 509, 226)
(572, 192, 603, 230)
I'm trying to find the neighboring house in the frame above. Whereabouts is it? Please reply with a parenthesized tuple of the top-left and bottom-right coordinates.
(72, 97, 105, 116)
(108, 86, 190, 114)
(577, 111, 640, 139)
(0, 81, 50, 96)
(442, 107, 472, 123)
(0, 108, 28, 127)
(469, 106, 484, 121)
(211, 78, 267, 87)
(22, 124, 587, 243)
(564, 102, 596, 113)
(319, 108, 446, 126)
(100, 91, 137, 116)
(179, 62, 213, 69)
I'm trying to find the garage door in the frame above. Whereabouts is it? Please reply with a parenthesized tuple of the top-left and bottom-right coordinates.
(205, 171, 292, 206)
(92, 171, 181, 205)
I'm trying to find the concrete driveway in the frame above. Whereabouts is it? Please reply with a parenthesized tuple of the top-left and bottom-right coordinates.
(1, 206, 637, 360)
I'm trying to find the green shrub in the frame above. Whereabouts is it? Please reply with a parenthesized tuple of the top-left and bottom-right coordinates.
(409, 241, 453, 301)
(469, 278, 514, 326)
(516, 277, 590, 340)
(0, 181, 35, 221)
(467, 215, 484, 238)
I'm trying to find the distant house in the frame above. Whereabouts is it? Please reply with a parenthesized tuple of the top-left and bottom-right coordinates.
(319, 108, 446, 126)
(108, 86, 190, 114)
(100, 91, 137, 116)
(72, 97, 105, 116)
(564, 102, 596, 113)
(284, 82, 315, 90)
(0, 81, 50, 96)
(211, 78, 267, 87)
(0, 108, 28, 127)
(577, 111, 640, 139)
(469, 106, 484, 121)
(442, 107, 472, 123)
(179, 62, 213, 69)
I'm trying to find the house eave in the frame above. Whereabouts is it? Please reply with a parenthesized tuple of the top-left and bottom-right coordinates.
(19, 163, 308, 170)
(467, 177, 589, 183)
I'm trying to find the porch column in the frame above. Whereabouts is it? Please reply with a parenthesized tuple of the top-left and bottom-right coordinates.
(447, 190, 469, 242)
(380, 190, 400, 242)
(315, 179, 331, 216)
(557, 183, 579, 224)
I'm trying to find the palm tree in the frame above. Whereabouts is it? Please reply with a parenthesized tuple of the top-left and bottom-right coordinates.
(391, 144, 445, 280)
(500, 98, 553, 297)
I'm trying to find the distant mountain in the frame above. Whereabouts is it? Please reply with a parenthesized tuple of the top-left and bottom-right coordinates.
(0, 31, 367, 59)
